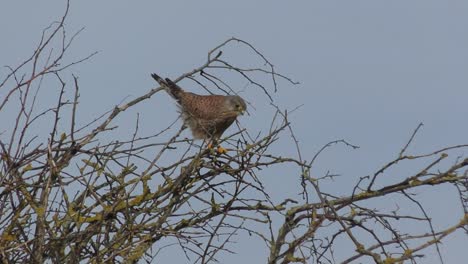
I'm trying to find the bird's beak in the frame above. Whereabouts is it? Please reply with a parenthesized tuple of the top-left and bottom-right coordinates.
(239, 109, 245, 115)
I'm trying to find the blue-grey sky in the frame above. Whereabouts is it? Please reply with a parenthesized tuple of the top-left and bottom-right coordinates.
(1, 1, 467, 263)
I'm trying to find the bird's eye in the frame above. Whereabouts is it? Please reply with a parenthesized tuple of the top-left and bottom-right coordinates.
(235, 104, 240, 109)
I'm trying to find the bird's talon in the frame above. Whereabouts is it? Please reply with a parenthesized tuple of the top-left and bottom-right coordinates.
(217, 146, 228, 154)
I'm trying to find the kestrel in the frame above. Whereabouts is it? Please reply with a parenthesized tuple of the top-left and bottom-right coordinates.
(151, 73, 247, 153)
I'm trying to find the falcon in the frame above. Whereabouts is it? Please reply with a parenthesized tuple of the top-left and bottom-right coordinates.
(151, 73, 247, 153)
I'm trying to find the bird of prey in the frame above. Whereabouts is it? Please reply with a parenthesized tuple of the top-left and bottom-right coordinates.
(151, 73, 247, 153)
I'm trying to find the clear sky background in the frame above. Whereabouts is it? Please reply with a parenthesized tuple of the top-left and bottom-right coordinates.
(1, 1, 467, 263)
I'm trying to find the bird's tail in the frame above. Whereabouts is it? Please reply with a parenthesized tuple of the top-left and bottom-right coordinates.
(151, 73, 183, 102)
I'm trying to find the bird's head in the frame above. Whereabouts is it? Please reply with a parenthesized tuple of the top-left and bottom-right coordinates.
(226, 95, 247, 116)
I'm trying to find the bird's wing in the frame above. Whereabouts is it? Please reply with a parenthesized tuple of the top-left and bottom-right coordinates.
(180, 94, 228, 119)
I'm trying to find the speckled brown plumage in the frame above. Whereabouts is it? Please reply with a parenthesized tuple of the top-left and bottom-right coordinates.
(151, 73, 247, 140)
